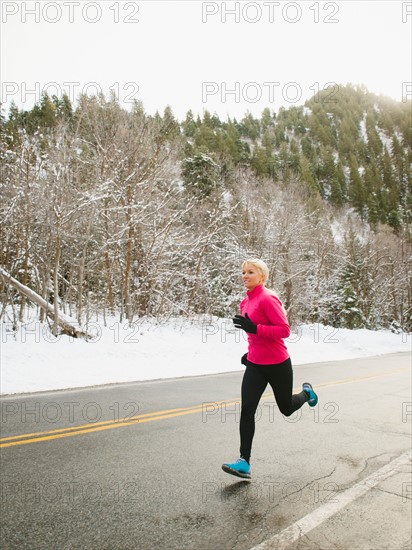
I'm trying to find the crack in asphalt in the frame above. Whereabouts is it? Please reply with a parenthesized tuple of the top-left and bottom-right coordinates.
(342, 452, 397, 489)
(296, 529, 337, 550)
(373, 486, 411, 500)
(238, 451, 411, 550)
(282, 466, 338, 501)
(228, 466, 338, 549)
(342, 417, 411, 439)
(320, 532, 341, 550)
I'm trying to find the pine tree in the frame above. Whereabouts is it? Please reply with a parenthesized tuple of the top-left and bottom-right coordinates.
(299, 155, 319, 196)
(160, 105, 181, 142)
(348, 154, 366, 218)
(226, 119, 249, 164)
(365, 110, 383, 158)
(251, 144, 277, 179)
(301, 135, 313, 160)
(337, 263, 364, 328)
(261, 107, 275, 131)
(52, 94, 73, 122)
(330, 162, 345, 207)
(381, 148, 401, 229)
(239, 112, 260, 140)
(317, 146, 336, 199)
(363, 162, 381, 227)
(182, 110, 197, 138)
(34, 93, 58, 129)
(181, 152, 220, 198)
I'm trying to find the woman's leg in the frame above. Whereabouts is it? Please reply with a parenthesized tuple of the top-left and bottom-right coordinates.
(266, 358, 309, 417)
(239, 363, 268, 462)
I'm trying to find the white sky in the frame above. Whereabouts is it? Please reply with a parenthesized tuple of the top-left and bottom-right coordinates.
(1, 0, 411, 120)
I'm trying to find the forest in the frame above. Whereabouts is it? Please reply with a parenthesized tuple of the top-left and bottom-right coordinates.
(1, 84, 411, 333)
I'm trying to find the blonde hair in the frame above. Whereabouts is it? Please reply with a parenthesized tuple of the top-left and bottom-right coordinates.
(242, 258, 269, 285)
(242, 258, 283, 305)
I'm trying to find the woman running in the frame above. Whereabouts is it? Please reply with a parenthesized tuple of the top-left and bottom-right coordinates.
(222, 258, 318, 480)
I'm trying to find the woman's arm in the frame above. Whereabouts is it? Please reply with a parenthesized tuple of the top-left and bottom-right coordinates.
(256, 295, 291, 340)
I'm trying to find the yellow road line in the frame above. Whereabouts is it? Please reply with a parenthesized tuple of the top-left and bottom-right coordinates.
(0, 403, 210, 442)
(0, 367, 409, 449)
(0, 398, 244, 448)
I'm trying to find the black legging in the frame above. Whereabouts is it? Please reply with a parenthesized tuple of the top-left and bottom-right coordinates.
(240, 357, 309, 463)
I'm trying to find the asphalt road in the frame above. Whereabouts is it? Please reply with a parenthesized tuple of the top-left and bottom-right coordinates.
(1, 352, 411, 550)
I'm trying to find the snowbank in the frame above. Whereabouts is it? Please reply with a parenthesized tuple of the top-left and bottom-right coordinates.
(1, 317, 410, 395)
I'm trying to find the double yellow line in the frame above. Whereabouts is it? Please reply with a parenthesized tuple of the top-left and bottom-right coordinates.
(0, 367, 409, 449)
(0, 397, 245, 449)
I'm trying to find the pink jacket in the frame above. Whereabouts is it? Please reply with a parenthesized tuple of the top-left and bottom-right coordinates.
(240, 284, 290, 365)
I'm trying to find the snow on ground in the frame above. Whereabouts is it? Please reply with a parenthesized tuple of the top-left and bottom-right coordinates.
(359, 116, 368, 142)
(1, 316, 410, 395)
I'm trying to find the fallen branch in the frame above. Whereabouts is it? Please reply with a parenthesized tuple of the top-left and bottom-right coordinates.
(0, 267, 91, 339)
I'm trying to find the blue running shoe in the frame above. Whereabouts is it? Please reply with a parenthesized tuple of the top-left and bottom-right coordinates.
(303, 382, 318, 407)
(222, 458, 251, 479)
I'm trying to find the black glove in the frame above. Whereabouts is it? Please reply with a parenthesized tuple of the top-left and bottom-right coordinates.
(241, 353, 248, 366)
(233, 313, 257, 334)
